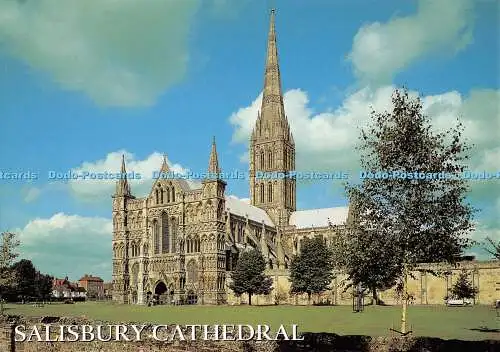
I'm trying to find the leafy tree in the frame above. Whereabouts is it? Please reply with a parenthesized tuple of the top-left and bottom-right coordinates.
(345, 89, 475, 334)
(35, 272, 53, 301)
(342, 219, 400, 305)
(229, 249, 272, 305)
(289, 236, 334, 304)
(484, 237, 500, 260)
(451, 270, 478, 299)
(12, 259, 36, 301)
(0, 232, 20, 314)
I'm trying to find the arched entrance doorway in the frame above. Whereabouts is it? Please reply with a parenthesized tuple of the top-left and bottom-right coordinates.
(154, 281, 168, 305)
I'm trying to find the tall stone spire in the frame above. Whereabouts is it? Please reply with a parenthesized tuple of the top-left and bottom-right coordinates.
(208, 136, 221, 175)
(255, 8, 291, 141)
(249, 9, 296, 226)
(115, 154, 131, 196)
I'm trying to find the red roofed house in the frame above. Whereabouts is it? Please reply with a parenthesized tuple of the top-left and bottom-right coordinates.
(79, 274, 104, 299)
(52, 277, 86, 299)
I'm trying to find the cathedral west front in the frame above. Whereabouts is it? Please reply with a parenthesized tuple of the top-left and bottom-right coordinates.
(111, 10, 350, 305)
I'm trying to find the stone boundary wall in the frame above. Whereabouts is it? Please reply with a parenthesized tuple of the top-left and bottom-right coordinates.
(227, 260, 500, 306)
(0, 315, 499, 352)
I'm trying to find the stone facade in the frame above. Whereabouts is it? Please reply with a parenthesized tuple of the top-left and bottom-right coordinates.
(111, 10, 500, 307)
(111, 10, 351, 306)
(228, 260, 500, 306)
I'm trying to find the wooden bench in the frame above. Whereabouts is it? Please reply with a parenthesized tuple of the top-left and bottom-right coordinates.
(445, 298, 472, 306)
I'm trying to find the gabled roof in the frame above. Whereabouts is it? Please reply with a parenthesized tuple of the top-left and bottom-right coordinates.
(225, 195, 274, 226)
(289, 207, 349, 229)
(79, 274, 103, 282)
(151, 155, 198, 193)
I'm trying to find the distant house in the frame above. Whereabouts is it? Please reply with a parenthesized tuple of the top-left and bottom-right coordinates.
(52, 277, 87, 299)
(79, 274, 104, 299)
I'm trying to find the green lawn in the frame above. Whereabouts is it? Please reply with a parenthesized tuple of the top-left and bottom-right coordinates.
(4, 302, 499, 341)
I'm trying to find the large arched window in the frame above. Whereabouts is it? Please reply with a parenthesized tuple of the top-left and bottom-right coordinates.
(187, 259, 198, 283)
(131, 263, 139, 288)
(166, 187, 170, 203)
(267, 150, 273, 169)
(267, 183, 273, 202)
(260, 183, 264, 203)
(153, 220, 160, 254)
(171, 217, 177, 253)
(155, 189, 159, 204)
(161, 212, 169, 253)
(171, 187, 176, 202)
(260, 151, 265, 169)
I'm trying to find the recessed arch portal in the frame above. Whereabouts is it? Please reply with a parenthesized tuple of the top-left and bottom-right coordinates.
(154, 281, 168, 296)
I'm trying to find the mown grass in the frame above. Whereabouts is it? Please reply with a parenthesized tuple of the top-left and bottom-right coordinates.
(4, 302, 499, 340)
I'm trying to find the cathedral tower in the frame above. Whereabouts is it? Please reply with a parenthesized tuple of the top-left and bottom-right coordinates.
(249, 9, 296, 226)
(201, 137, 227, 304)
(112, 155, 134, 303)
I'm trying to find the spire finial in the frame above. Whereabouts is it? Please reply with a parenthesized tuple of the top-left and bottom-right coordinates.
(160, 153, 169, 172)
(121, 154, 126, 173)
(207, 137, 221, 175)
(116, 153, 131, 196)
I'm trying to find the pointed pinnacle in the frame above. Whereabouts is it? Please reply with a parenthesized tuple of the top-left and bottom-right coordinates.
(121, 154, 126, 173)
(160, 153, 169, 172)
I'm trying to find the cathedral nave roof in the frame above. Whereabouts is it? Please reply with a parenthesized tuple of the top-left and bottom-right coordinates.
(289, 207, 349, 229)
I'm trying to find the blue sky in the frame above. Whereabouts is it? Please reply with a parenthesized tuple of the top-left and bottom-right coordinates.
(0, 0, 498, 281)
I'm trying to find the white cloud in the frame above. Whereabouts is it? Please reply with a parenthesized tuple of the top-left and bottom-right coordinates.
(230, 87, 396, 172)
(229, 86, 500, 243)
(67, 150, 201, 202)
(13, 213, 113, 281)
(22, 186, 41, 203)
(0, 0, 200, 107)
(230, 87, 499, 174)
(348, 0, 475, 84)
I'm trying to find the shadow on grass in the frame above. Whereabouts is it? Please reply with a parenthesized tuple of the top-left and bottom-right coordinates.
(469, 326, 500, 333)
(278, 333, 500, 352)
(278, 333, 371, 352)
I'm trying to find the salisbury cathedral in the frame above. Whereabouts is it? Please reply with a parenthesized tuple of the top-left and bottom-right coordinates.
(111, 10, 350, 305)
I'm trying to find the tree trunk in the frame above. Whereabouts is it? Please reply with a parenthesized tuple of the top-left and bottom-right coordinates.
(307, 292, 311, 305)
(248, 293, 252, 306)
(401, 264, 408, 334)
(372, 286, 379, 305)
